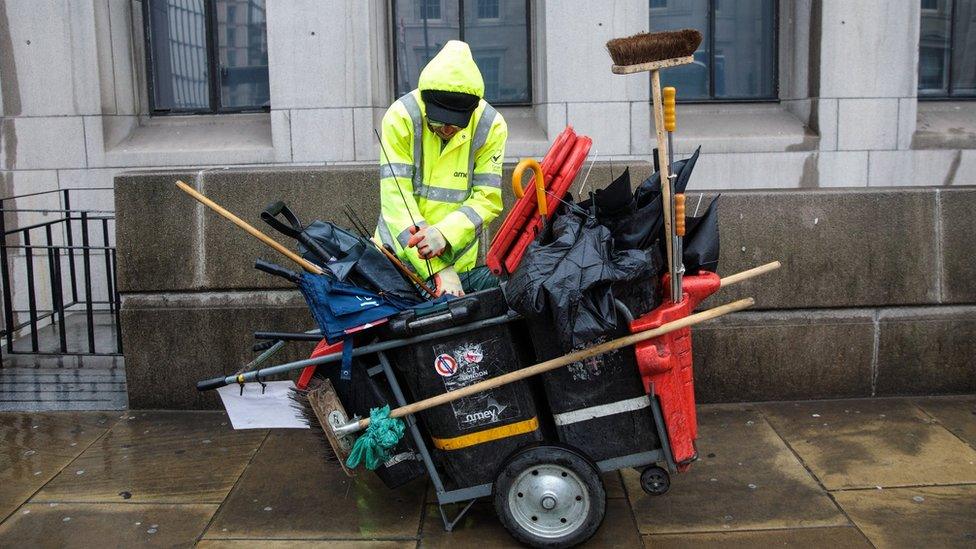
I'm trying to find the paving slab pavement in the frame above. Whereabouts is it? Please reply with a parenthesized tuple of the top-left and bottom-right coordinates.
(760, 398, 976, 490)
(914, 395, 976, 448)
(0, 502, 219, 548)
(833, 485, 976, 548)
(645, 526, 874, 548)
(204, 429, 426, 541)
(33, 411, 267, 504)
(1, 396, 974, 547)
(623, 405, 846, 534)
(0, 411, 116, 522)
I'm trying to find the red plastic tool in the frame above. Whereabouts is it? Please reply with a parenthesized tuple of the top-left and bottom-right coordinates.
(486, 127, 592, 276)
(630, 271, 721, 470)
(296, 339, 343, 390)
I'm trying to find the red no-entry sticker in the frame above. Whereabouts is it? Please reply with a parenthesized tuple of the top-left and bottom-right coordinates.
(434, 354, 459, 377)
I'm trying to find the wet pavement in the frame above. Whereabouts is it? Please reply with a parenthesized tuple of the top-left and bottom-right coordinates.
(0, 395, 973, 548)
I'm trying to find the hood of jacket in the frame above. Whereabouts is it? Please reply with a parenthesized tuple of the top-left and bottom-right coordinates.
(417, 40, 485, 98)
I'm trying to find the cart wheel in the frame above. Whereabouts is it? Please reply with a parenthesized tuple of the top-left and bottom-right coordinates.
(493, 445, 605, 549)
(640, 465, 670, 495)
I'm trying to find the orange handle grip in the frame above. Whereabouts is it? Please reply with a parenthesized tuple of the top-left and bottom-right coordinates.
(675, 193, 686, 237)
(512, 158, 547, 217)
(663, 86, 676, 132)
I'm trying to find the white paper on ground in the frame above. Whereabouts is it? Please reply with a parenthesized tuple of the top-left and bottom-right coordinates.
(217, 380, 309, 429)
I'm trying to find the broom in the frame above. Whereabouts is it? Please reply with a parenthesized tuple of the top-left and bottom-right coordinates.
(606, 29, 702, 305)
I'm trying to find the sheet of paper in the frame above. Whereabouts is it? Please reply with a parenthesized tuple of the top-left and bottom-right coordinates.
(217, 380, 310, 430)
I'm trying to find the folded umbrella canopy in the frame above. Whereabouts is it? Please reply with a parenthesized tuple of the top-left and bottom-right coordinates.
(262, 201, 422, 302)
(264, 265, 447, 381)
(579, 146, 719, 275)
(297, 271, 416, 344)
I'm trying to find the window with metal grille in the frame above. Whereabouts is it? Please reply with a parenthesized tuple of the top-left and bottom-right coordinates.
(919, 0, 975, 98)
(649, 0, 778, 101)
(392, 0, 531, 105)
(143, 0, 270, 114)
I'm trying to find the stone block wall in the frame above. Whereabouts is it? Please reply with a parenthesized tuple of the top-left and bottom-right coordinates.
(116, 166, 975, 409)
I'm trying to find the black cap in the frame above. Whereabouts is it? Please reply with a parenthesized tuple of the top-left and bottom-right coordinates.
(421, 90, 480, 128)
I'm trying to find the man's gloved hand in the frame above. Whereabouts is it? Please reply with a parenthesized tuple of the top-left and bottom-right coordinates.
(433, 266, 464, 297)
(407, 225, 447, 259)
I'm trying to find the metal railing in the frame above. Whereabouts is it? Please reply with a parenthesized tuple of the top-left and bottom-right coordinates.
(0, 188, 121, 358)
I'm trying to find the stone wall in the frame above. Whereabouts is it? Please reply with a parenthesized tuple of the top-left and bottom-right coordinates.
(116, 166, 975, 409)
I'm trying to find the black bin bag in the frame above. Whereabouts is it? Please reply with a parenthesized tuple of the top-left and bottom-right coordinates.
(504, 208, 654, 349)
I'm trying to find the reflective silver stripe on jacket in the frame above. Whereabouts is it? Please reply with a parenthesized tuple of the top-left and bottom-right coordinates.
(413, 182, 469, 203)
(399, 92, 424, 190)
(552, 395, 652, 426)
(468, 104, 497, 189)
(380, 163, 414, 180)
(471, 172, 501, 188)
(456, 205, 483, 232)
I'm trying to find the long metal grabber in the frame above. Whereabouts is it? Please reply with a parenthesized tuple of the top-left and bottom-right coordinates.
(195, 312, 521, 391)
(335, 297, 755, 435)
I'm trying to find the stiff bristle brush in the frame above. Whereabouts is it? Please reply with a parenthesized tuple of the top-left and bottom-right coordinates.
(606, 28, 702, 70)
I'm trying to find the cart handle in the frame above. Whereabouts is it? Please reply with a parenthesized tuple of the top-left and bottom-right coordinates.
(511, 158, 547, 218)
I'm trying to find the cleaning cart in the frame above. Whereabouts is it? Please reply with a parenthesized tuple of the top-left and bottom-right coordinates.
(184, 127, 777, 547)
(187, 176, 774, 549)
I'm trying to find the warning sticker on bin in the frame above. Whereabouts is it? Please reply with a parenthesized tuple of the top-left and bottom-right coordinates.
(433, 338, 523, 431)
(434, 354, 459, 377)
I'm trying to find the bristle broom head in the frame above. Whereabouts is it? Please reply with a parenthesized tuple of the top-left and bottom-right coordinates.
(290, 378, 339, 462)
(606, 29, 702, 66)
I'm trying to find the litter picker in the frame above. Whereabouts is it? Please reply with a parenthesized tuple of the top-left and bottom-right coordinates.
(607, 28, 702, 303)
(374, 129, 435, 280)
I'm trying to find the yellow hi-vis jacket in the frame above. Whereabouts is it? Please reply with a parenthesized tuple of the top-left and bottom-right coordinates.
(374, 42, 507, 280)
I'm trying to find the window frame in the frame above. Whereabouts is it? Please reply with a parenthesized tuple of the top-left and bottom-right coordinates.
(389, 0, 533, 107)
(653, 0, 780, 104)
(142, 0, 271, 116)
(918, 0, 976, 101)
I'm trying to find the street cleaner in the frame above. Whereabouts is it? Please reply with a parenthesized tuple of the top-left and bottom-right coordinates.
(374, 40, 506, 297)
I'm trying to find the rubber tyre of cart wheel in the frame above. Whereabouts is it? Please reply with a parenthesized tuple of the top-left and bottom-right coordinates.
(640, 465, 670, 495)
(493, 445, 606, 549)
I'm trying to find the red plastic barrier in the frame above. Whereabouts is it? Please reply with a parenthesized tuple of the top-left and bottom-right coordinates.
(501, 135, 592, 275)
(630, 272, 721, 471)
(487, 126, 592, 277)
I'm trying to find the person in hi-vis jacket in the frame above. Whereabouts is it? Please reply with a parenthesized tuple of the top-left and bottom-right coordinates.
(374, 40, 507, 297)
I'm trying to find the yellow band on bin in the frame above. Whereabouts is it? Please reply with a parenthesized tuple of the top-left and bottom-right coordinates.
(431, 417, 539, 451)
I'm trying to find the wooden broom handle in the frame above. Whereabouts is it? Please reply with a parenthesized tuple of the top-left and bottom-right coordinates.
(175, 180, 324, 275)
(720, 261, 781, 287)
(355, 297, 755, 429)
(651, 70, 676, 282)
